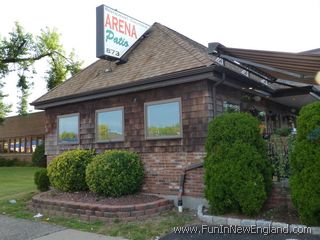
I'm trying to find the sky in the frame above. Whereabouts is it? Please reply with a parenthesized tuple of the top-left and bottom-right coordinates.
(1, 0, 319, 116)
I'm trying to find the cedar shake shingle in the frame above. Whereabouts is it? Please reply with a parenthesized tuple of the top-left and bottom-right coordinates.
(32, 23, 212, 105)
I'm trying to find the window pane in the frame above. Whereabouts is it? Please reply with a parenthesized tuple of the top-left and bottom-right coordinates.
(32, 138, 37, 152)
(97, 109, 123, 141)
(26, 137, 31, 153)
(146, 101, 181, 138)
(37, 137, 43, 146)
(223, 101, 240, 113)
(3, 140, 8, 153)
(58, 115, 79, 144)
(15, 139, 20, 153)
(9, 139, 14, 153)
(20, 138, 25, 153)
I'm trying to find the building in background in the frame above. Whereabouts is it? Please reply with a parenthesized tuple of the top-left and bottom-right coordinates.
(0, 112, 45, 162)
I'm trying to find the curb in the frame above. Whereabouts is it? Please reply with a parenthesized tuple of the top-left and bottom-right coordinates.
(197, 205, 320, 236)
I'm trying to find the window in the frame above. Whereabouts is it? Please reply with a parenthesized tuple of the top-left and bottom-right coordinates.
(20, 138, 25, 153)
(32, 137, 37, 152)
(15, 138, 20, 153)
(37, 137, 43, 146)
(96, 107, 124, 142)
(9, 139, 14, 153)
(145, 99, 182, 139)
(3, 140, 8, 153)
(223, 101, 240, 113)
(58, 114, 79, 144)
(26, 137, 31, 153)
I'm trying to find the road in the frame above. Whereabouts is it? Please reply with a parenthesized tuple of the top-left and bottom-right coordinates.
(160, 225, 320, 240)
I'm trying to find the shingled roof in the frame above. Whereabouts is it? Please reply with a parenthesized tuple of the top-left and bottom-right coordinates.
(32, 23, 213, 107)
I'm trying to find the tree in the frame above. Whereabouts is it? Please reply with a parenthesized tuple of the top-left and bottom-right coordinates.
(0, 22, 82, 120)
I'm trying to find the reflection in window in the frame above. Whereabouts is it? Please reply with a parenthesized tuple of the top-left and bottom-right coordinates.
(145, 100, 181, 138)
(9, 139, 14, 153)
(96, 108, 124, 141)
(223, 101, 240, 113)
(58, 114, 79, 144)
(26, 137, 31, 153)
(37, 137, 43, 146)
(32, 138, 37, 152)
(20, 138, 25, 153)
(3, 140, 8, 153)
(15, 139, 20, 153)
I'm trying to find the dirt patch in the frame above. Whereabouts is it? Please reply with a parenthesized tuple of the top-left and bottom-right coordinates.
(40, 190, 161, 205)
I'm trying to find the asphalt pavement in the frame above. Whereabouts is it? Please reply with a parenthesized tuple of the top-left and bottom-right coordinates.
(0, 215, 126, 240)
(160, 225, 320, 240)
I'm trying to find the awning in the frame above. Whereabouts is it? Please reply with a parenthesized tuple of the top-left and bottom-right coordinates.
(209, 43, 320, 85)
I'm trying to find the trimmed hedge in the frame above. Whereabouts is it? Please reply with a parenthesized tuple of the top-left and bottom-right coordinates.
(204, 112, 272, 216)
(47, 149, 95, 192)
(86, 150, 144, 197)
(205, 112, 266, 156)
(290, 102, 320, 225)
(32, 144, 46, 167)
(34, 168, 50, 192)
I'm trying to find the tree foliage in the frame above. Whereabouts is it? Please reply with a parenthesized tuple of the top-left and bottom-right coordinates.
(0, 22, 82, 120)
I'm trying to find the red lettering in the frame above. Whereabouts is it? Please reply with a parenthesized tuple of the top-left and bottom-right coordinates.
(105, 14, 138, 39)
(118, 19, 124, 34)
(112, 16, 118, 32)
(131, 25, 137, 39)
(125, 22, 131, 37)
(104, 14, 112, 29)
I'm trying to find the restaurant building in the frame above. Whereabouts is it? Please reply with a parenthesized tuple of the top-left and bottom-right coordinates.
(31, 16, 320, 206)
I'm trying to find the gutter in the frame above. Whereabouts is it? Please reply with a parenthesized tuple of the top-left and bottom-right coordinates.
(31, 66, 215, 109)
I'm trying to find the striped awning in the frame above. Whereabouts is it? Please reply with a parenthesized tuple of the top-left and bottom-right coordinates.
(220, 47, 320, 85)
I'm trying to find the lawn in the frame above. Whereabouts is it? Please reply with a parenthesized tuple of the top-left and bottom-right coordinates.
(0, 167, 40, 201)
(0, 167, 198, 240)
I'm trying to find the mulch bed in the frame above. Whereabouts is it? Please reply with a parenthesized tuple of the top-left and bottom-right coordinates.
(40, 190, 161, 205)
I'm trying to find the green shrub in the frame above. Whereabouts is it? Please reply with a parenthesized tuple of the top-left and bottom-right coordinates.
(86, 150, 144, 197)
(274, 127, 291, 137)
(290, 102, 320, 225)
(32, 144, 46, 167)
(47, 149, 95, 192)
(0, 157, 32, 167)
(204, 112, 272, 216)
(205, 112, 266, 156)
(295, 101, 320, 143)
(34, 168, 50, 192)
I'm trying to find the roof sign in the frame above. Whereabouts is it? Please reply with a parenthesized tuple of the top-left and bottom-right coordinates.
(96, 5, 150, 59)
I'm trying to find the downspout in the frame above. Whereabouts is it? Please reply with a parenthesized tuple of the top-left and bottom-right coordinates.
(212, 72, 226, 117)
(177, 162, 203, 212)
(177, 73, 226, 212)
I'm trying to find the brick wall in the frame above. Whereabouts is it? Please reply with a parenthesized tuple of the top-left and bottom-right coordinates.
(45, 80, 212, 197)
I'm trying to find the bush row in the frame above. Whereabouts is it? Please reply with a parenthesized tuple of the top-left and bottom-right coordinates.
(45, 149, 144, 197)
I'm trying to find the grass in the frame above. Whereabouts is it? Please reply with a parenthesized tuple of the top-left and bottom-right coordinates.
(0, 167, 198, 240)
(0, 167, 40, 201)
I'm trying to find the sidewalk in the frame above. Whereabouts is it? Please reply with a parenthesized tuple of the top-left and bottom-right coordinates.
(0, 215, 126, 240)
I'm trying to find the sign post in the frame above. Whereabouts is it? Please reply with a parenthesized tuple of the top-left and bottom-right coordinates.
(96, 5, 150, 59)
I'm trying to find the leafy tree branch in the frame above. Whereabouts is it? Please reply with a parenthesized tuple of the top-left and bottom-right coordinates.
(0, 22, 83, 121)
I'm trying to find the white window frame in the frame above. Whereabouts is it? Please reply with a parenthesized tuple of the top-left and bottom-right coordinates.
(57, 113, 80, 145)
(95, 106, 125, 143)
(144, 98, 183, 140)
